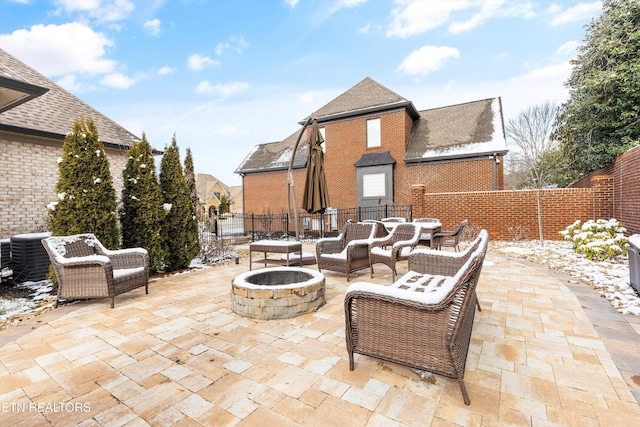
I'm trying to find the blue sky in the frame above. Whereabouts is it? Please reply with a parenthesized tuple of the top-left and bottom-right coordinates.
(1, 0, 602, 186)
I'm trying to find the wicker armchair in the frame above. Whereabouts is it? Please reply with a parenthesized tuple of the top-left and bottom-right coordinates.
(433, 219, 467, 251)
(42, 234, 149, 308)
(316, 221, 379, 281)
(369, 223, 422, 281)
(345, 229, 488, 405)
(412, 218, 442, 247)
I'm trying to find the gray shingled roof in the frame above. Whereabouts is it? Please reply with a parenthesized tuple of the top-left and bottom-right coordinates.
(235, 78, 507, 175)
(405, 97, 507, 162)
(0, 48, 141, 149)
(303, 77, 420, 123)
(235, 128, 310, 174)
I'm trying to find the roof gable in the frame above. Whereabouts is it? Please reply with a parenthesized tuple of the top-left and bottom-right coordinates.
(235, 128, 310, 174)
(0, 48, 140, 149)
(306, 77, 419, 122)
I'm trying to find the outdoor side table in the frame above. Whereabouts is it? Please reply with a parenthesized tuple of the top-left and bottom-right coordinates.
(249, 240, 303, 270)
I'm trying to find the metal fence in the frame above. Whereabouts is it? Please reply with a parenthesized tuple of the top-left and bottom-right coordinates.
(199, 204, 412, 247)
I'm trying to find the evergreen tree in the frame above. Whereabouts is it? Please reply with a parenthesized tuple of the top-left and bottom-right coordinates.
(220, 195, 229, 214)
(120, 133, 167, 272)
(159, 135, 199, 271)
(49, 117, 119, 248)
(184, 148, 199, 217)
(553, 0, 640, 182)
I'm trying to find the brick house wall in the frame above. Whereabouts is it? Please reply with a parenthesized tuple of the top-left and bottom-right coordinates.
(242, 109, 505, 214)
(1, 132, 129, 239)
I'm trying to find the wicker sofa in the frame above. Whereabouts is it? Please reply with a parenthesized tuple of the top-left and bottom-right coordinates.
(316, 221, 379, 281)
(344, 229, 489, 405)
(368, 223, 422, 281)
(42, 234, 150, 308)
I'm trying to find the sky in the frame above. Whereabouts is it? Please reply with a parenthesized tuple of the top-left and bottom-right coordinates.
(0, 0, 603, 186)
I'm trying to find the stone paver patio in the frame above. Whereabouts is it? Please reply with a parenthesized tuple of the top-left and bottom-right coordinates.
(1, 244, 640, 426)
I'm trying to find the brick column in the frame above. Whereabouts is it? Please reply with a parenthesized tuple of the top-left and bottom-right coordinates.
(591, 175, 614, 220)
(411, 184, 426, 219)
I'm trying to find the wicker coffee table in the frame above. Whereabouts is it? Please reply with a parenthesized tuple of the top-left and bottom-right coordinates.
(249, 240, 303, 270)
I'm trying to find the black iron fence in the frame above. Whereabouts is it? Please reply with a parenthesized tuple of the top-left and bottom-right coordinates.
(199, 204, 412, 247)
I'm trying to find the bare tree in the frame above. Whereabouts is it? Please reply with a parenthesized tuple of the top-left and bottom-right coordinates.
(505, 101, 559, 245)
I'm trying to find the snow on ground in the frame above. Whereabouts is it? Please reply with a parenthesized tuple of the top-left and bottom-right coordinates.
(490, 239, 640, 316)
(0, 279, 55, 323)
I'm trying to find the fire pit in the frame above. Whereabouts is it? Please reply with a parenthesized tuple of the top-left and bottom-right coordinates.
(231, 267, 325, 320)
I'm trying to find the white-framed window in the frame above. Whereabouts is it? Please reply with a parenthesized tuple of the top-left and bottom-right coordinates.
(366, 118, 381, 148)
(319, 127, 326, 153)
(362, 173, 386, 197)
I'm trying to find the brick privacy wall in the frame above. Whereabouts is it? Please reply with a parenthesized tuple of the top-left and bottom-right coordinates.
(243, 109, 503, 213)
(1, 136, 129, 239)
(568, 146, 640, 236)
(413, 185, 600, 241)
(614, 147, 640, 235)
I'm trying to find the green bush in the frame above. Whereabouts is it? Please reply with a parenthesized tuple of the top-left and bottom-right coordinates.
(559, 219, 628, 261)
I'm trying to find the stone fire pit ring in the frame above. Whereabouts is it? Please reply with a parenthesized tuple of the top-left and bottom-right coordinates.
(231, 267, 325, 320)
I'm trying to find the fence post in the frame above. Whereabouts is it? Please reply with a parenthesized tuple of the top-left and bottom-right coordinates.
(251, 213, 255, 241)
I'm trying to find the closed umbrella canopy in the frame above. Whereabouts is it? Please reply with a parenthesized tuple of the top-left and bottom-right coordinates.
(302, 119, 330, 214)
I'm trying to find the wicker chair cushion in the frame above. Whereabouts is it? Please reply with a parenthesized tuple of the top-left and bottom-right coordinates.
(370, 246, 413, 258)
(113, 267, 146, 278)
(321, 237, 377, 260)
(346, 252, 477, 305)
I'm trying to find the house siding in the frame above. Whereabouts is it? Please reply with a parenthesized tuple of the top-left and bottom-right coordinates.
(1, 132, 128, 239)
(242, 108, 504, 214)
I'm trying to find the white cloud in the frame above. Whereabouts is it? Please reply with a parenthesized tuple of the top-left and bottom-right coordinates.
(187, 54, 219, 71)
(0, 23, 116, 76)
(387, 0, 468, 38)
(158, 65, 175, 75)
(144, 18, 161, 36)
(54, 0, 136, 22)
(514, 62, 572, 82)
(358, 22, 371, 34)
(56, 74, 94, 93)
(285, 0, 299, 7)
(449, 0, 504, 34)
(397, 45, 460, 77)
(556, 40, 578, 56)
(550, 1, 601, 26)
(197, 81, 249, 96)
(215, 35, 249, 56)
(100, 72, 137, 89)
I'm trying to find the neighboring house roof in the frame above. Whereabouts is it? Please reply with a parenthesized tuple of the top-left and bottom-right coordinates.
(196, 173, 229, 204)
(405, 97, 507, 163)
(235, 77, 507, 175)
(0, 48, 150, 152)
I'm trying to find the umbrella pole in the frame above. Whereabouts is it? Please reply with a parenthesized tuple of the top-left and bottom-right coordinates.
(287, 116, 313, 241)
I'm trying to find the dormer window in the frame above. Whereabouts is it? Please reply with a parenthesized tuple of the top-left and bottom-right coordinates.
(366, 118, 381, 148)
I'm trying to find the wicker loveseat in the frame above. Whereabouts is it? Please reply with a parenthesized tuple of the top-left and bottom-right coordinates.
(368, 223, 422, 281)
(344, 229, 489, 405)
(42, 234, 150, 308)
(316, 221, 379, 281)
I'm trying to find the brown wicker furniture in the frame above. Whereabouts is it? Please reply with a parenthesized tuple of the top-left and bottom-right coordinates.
(368, 223, 422, 281)
(412, 218, 442, 248)
(42, 234, 149, 308)
(316, 221, 379, 281)
(345, 229, 489, 405)
(249, 240, 303, 270)
(433, 219, 468, 251)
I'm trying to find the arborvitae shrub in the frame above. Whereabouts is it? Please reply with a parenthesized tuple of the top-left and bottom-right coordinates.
(159, 135, 199, 271)
(48, 117, 119, 248)
(120, 134, 167, 272)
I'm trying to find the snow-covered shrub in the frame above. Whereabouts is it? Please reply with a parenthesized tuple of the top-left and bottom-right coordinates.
(560, 219, 628, 261)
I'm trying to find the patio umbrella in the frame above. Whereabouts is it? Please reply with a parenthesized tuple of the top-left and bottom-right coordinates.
(302, 119, 330, 214)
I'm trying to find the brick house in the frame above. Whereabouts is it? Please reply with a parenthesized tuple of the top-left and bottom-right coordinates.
(235, 77, 508, 215)
(195, 173, 243, 217)
(0, 48, 160, 239)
